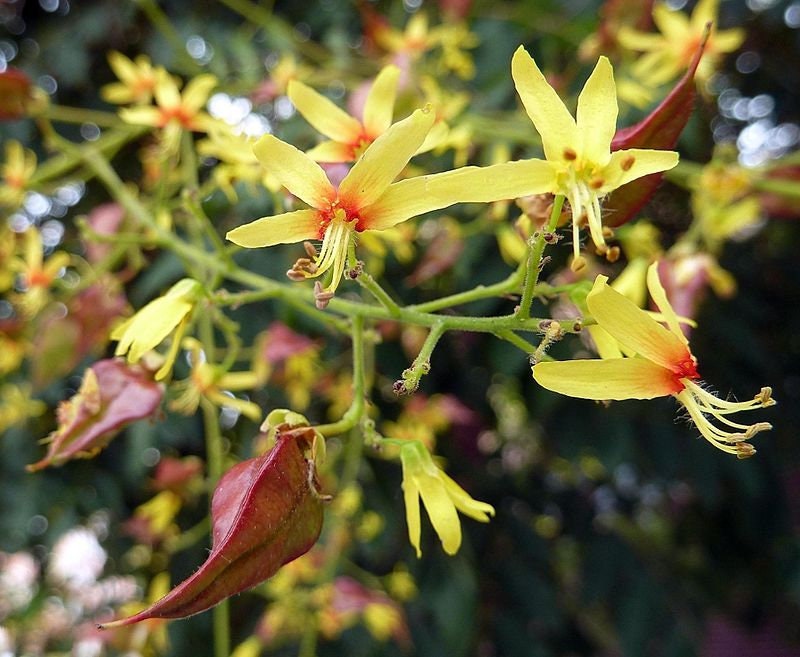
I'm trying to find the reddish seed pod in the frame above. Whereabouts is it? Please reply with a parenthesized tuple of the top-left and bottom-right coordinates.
(98, 429, 324, 628)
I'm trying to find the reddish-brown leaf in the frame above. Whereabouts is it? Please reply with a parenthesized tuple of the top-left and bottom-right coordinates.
(27, 359, 163, 471)
(603, 35, 707, 227)
(99, 428, 324, 627)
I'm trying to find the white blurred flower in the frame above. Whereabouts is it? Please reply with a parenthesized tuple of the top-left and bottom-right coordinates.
(0, 551, 39, 613)
(48, 528, 107, 588)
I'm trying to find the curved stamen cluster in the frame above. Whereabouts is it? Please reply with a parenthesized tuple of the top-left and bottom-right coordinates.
(314, 210, 355, 292)
(676, 382, 775, 458)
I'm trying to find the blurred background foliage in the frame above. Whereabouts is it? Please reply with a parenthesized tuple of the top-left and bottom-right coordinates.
(2, 0, 800, 656)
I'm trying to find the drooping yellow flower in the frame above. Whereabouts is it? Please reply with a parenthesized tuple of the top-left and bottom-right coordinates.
(0, 140, 37, 210)
(119, 73, 217, 152)
(111, 278, 202, 380)
(532, 263, 775, 458)
(289, 65, 402, 162)
(226, 106, 552, 294)
(511, 46, 680, 271)
(618, 0, 745, 86)
(400, 441, 494, 556)
(101, 52, 169, 105)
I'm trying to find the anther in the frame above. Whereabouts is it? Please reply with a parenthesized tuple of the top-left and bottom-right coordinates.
(735, 442, 756, 459)
(756, 387, 775, 406)
(286, 269, 307, 282)
(620, 155, 636, 171)
(570, 255, 587, 274)
(605, 246, 621, 263)
(313, 281, 334, 310)
(303, 241, 318, 258)
(563, 148, 577, 161)
(589, 177, 605, 190)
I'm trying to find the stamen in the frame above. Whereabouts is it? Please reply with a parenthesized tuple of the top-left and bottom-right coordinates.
(675, 381, 772, 458)
(563, 148, 577, 161)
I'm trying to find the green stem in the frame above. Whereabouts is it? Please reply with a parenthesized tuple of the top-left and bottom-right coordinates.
(496, 329, 537, 354)
(136, 0, 200, 72)
(356, 270, 401, 317)
(398, 321, 446, 394)
(409, 264, 524, 313)
(200, 397, 230, 657)
(516, 195, 565, 321)
(43, 104, 128, 128)
(315, 315, 366, 436)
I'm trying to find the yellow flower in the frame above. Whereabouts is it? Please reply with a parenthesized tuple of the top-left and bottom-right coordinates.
(0, 383, 46, 433)
(400, 441, 494, 556)
(532, 263, 775, 458)
(111, 278, 201, 380)
(227, 106, 551, 294)
(289, 65, 403, 162)
(169, 338, 262, 422)
(511, 46, 680, 271)
(0, 140, 37, 209)
(119, 73, 217, 152)
(101, 51, 168, 105)
(197, 127, 279, 202)
(11, 228, 71, 315)
(618, 0, 745, 86)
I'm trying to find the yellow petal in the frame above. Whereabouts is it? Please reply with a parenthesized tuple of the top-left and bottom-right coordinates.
(107, 51, 137, 83)
(101, 83, 134, 104)
(416, 470, 462, 555)
(338, 107, 434, 209)
(587, 275, 691, 372)
(440, 472, 494, 522)
(226, 208, 321, 248)
(690, 0, 720, 31)
(154, 75, 181, 108)
(364, 159, 556, 231)
(401, 455, 423, 557)
(616, 27, 666, 52)
(511, 46, 577, 161)
(712, 28, 746, 54)
(533, 357, 681, 400)
(114, 297, 192, 362)
(181, 74, 217, 112)
(363, 65, 400, 137)
(653, 3, 690, 42)
(576, 57, 617, 165)
(602, 149, 679, 191)
(118, 107, 162, 127)
(288, 79, 362, 143)
(252, 134, 335, 208)
(645, 262, 687, 344)
(586, 324, 624, 359)
(305, 140, 354, 163)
